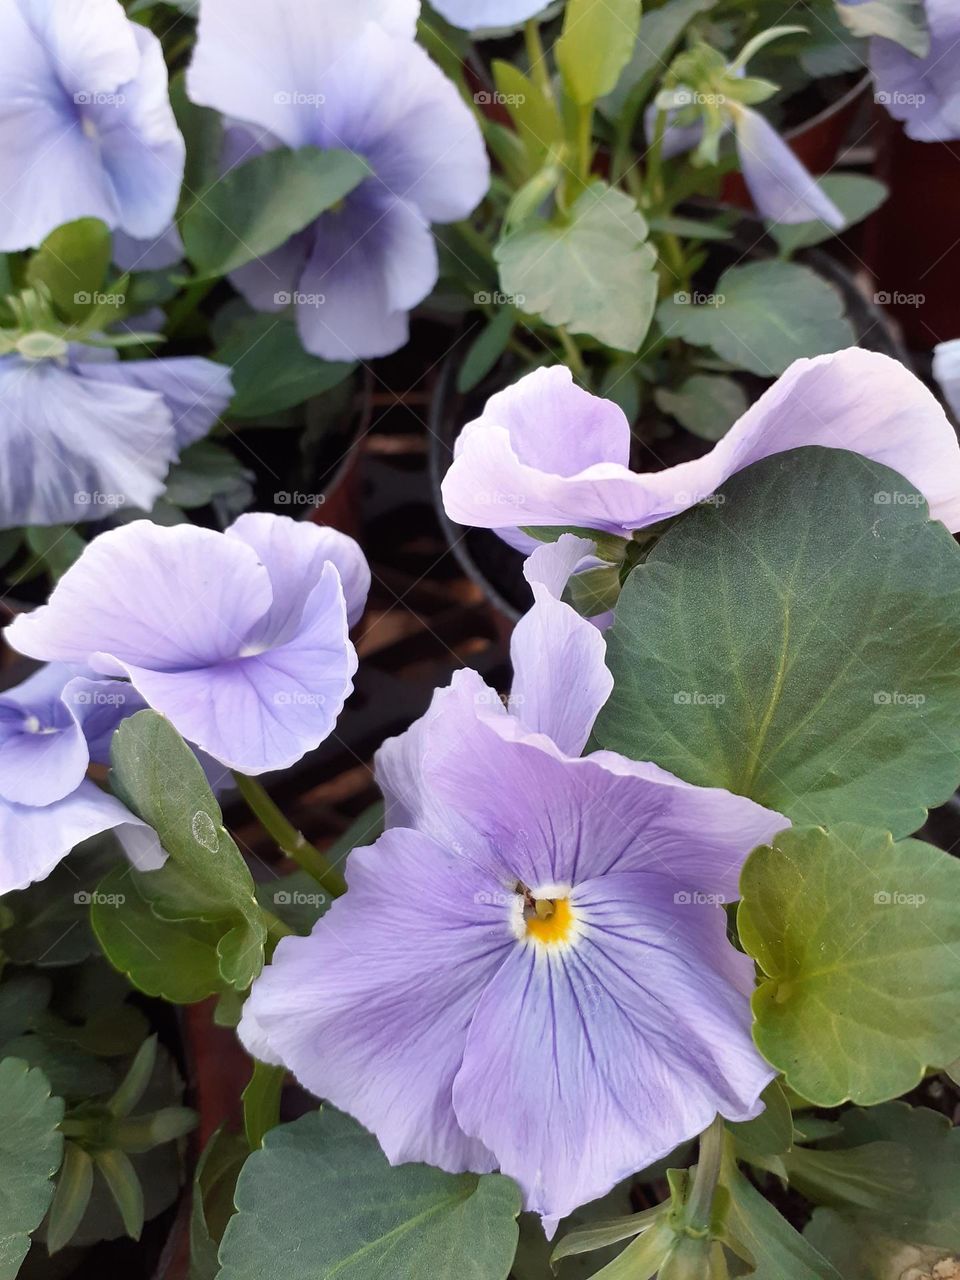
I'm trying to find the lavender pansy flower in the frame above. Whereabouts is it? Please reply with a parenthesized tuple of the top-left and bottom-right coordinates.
(0, 343, 233, 528)
(443, 349, 960, 542)
(186, 0, 489, 361)
(429, 0, 549, 29)
(0, 662, 162, 893)
(867, 0, 960, 141)
(239, 551, 786, 1228)
(6, 514, 370, 775)
(650, 100, 844, 228)
(0, 0, 185, 252)
(113, 224, 185, 273)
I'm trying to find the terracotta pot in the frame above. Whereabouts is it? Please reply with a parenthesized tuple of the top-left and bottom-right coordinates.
(721, 73, 871, 210)
(865, 112, 960, 350)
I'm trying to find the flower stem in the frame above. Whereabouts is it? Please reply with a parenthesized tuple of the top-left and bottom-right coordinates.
(232, 773, 347, 898)
(685, 1116, 725, 1235)
(556, 326, 587, 382)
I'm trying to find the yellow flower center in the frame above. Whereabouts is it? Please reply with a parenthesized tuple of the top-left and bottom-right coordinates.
(524, 895, 576, 946)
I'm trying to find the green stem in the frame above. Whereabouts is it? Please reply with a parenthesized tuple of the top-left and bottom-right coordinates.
(164, 278, 216, 338)
(524, 19, 553, 104)
(685, 1117, 725, 1236)
(556, 326, 587, 382)
(233, 773, 347, 898)
(576, 102, 594, 183)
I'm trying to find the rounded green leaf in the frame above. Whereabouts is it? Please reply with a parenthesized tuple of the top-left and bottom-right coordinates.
(738, 824, 960, 1105)
(595, 448, 960, 836)
(496, 182, 657, 352)
(0, 1058, 65, 1280)
(655, 261, 855, 375)
(218, 1109, 521, 1280)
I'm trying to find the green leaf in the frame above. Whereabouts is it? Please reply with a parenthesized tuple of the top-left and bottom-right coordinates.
(242, 1061, 286, 1151)
(654, 373, 747, 440)
(0, 1058, 64, 1280)
(804, 1102, 960, 1275)
(92, 864, 226, 1004)
(214, 309, 355, 418)
(24, 526, 85, 581)
(837, 0, 930, 57)
(162, 439, 253, 511)
(255, 869, 331, 936)
(26, 218, 111, 323)
(656, 261, 854, 375)
(772, 175, 889, 255)
(457, 308, 516, 394)
(777, 1142, 912, 1215)
(738, 824, 960, 1105)
(594, 448, 960, 835)
(94, 1148, 144, 1241)
(170, 71, 223, 217)
(2, 1037, 115, 1100)
(601, 0, 717, 119)
(496, 182, 658, 351)
(47, 1142, 94, 1254)
(218, 1109, 522, 1280)
(110, 711, 266, 991)
(190, 1127, 248, 1280)
(490, 61, 562, 168)
(0, 976, 51, 1043)
(557, 0, 644, 105)
(719, 1145, 843, 1280)
(181, 146, 370, 278)
(727, 1080, 793, 1159)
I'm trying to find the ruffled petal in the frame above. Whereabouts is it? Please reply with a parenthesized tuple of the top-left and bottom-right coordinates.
(0, 779, 157, 894)
(733, 107, 844, 229)
(295, 191, 437, 360)
(109, 562, 356, 772)
(443, 350, 960, 535)
(239, 825, 511, 1170)
(0, 664, 89, 805)
(317, 27, 488, 223)
(85, 24, 185, 239)
(74, 353, 233, 448)
(510, 540, 612, 756)
(19, 0, 140, 99)
(871, 0, 960, 142)
(187, 0, 420, 149)
(62, 675, 146, 765)
(377, 667, 784, 897)
(227, 512, 370, 632)
(112, 224, 184, 272)
(452, 870, 771, 1226)
(5, 521, 273, 670)
(0, 357, 177, 527)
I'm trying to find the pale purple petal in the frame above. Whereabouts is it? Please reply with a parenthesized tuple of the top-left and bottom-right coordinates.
(84, 24, 185, 239)
(510, 542, 612, 756)
(0, 1, 183, 249)
(295, 191, 437, 361)
(75, 354, 234, 448)
(0, 664, 89, 805)
(443, 350, 960, 535)
(452, 871, 772, 1227)
(0, 356, 177, 528)
(734, 107, 844, 229)
(429, 0, 549, 28)
(6, 518, 362, 774)
(0, 778, 156, 894)
(187, 0, 421, 150)
(61, 675, 146, 765)
(227, 512, 370, 631)
(933, 337, 960, 419)
(6, 522, 273, 671)
(113, 563, 356, 773)
(239, 825, 510, 1170)
(316, 29, 489, 223)
(228, 229, 313, 314)
(871, 0, 960, 142)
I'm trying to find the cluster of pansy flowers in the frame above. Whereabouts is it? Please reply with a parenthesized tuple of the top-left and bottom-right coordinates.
(0, 0, 488, 529)
(6, 344, 960, 1228)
